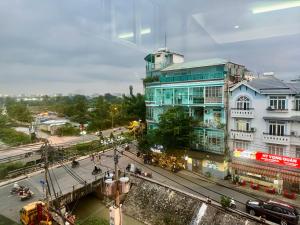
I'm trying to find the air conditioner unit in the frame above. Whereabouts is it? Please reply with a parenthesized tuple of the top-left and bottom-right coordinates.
(251, 128, 256, 132)
(291, 131, 297, 136)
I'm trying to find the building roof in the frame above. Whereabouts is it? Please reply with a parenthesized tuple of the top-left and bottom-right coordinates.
(161, 58, 228, 72)
(231, 75, 300, 95)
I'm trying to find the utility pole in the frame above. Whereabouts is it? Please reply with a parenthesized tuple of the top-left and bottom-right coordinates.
(109, 131, 122, 225)
(43, 141, 51, 223)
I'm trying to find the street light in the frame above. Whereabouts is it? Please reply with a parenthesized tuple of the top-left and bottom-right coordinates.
(111, 107, 118, 129)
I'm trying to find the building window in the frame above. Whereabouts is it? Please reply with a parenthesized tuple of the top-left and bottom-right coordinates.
(205, 86, 222, 103)
(268, 121, 285, 136)
(146, 107, 154, 121)
(295, 97, 300, 111)
(269, 96, 286, 110)
(190, 87, 204, 104)
(234, 141, 249, 151)
(236, 96, 250, 110)
(236, 119, 250, 131)
(296, 148, 300, 158)
(268, 144, 285, 155)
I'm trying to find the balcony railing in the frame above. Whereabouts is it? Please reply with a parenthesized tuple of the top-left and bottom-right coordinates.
(266, 107, 288, 112)
(230, 108, 255, 118)
(263, 133, 290, 145)
(160, 71, 224, 83)
(231, 129, 255, 141)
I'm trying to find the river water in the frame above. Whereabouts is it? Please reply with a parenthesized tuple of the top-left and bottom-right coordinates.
(73, 194, 144, 225)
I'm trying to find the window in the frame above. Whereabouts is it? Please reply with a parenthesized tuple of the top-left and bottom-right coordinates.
(234, 141, 249, 151)
(269, 96, 287, 110)
(272, 206, 283, 214)
(269, 144, 285, 155)
(146, 107, 154, 120)
(205, 86, 222, 103)
(190, 87, 204, 104)
(296, 148, 300, 158)
(236, 119, 250, 131)
(236, 96, 250, 110)
(269, 121, 285, 136)
(295, 97, 300, 111)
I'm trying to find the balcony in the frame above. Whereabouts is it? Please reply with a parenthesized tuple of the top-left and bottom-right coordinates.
(266, 106, 288, 112)
(263, 133, 290, 145)
(230, 129, 255, 141)
(231, 108, 255, 118)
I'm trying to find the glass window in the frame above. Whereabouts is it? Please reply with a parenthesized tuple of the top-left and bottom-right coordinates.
(174, 88, 188, 105)
(190, 87, 204, 104)
(205, 86, 222, 103)
(295, 97, 300, 111)
(268, 121, 285, 136)
(234, 141, 249, 151)
(263, 203, 273, 210)
(236, 119, 250, 131)
(272, 206, 283, 213)
(269, 96, 287, 110)
(236, 96, 250, 110)
(146, 107, 154, 120)
(269, 144, 285, 155)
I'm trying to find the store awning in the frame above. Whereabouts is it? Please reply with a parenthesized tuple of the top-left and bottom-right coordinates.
(230, 161, 300, 183)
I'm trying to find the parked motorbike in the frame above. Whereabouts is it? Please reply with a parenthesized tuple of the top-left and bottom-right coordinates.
(92, 166, 102, 175)
(229, 198, 236, 209)
(71, 160, 80, 168)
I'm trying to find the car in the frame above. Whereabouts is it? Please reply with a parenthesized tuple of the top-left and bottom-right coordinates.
(246, 199, 299, 225)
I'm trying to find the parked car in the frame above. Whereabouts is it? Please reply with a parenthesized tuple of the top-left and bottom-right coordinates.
(246, 199, 299, 225)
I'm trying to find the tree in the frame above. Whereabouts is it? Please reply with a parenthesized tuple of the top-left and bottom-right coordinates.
(88, 96, 111, 131)
(122, 86, 146, 121)
(155, 107, 194, 150)
(5, 99, 32, 123)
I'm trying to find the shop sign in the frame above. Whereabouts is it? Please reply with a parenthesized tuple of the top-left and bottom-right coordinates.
(256, 152, 300, 168)
(233, 149, 256, 159)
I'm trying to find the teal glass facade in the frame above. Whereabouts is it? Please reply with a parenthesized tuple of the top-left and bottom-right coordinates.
(144, 51, 244, 155)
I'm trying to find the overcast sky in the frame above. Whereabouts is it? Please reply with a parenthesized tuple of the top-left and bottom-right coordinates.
(0, 0, 299, 95)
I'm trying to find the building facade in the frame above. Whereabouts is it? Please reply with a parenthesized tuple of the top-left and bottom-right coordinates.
(144, 49, 245, 156)
(228, 75, 300, 192)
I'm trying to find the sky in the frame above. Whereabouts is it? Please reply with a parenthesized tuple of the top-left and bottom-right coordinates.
(0, 0, 299, 95)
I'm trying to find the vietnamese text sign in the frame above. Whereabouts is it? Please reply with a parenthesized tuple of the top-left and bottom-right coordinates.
(256, 152, 300, 169)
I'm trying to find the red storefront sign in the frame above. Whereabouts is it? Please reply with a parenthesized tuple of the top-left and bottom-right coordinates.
(256, 152, 300, 169)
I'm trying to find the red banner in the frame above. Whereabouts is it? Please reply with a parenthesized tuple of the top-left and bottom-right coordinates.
(256, 152, 300, 169)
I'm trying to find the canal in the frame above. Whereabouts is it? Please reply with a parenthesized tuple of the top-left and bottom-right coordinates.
(73, 194, 145, 225)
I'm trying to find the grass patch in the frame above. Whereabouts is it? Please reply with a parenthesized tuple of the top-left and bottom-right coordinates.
(0, 162, 25, 179)
(0, 127, 31, 146)
(76, 217, 109, 225)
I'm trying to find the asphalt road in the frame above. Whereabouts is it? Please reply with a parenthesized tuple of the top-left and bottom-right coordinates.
(0, 144, 265, 223)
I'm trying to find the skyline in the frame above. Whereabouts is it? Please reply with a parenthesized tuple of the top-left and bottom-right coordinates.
(0, 0, 299, 95)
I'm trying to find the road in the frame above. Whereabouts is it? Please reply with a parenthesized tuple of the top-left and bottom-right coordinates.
(0, 143, 264, 223)
(0, 127, 126, 163)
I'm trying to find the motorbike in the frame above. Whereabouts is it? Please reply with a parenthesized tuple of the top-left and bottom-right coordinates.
(92, 166, 102, 175)
(229, 198, 236, 209)
(71, 160, 80, 168)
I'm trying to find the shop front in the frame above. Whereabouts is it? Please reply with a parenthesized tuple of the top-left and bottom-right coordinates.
(185, 151, 228, 179)
(231, 150, 300, 193)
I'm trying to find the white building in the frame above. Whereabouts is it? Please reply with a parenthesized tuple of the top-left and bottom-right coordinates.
(228, 75, 300, 192)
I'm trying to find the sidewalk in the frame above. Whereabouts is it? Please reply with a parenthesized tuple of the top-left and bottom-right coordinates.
(186, 170, 300, 209)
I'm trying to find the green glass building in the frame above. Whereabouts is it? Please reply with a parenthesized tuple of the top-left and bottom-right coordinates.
(144, 49, 245, 155)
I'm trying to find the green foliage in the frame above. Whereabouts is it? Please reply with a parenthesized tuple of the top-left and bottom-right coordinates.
(220, 195, 231, 208)
(5, 99, 32, 123)
(0, 115, 8, 126)
(143, 76, 159, 85)
(122, 93, 146, 121)
(155, 107, 194, 149)
(0, 127, 31, 146)
(0, 162, 25, 179)
(55, 123, 80, 136)
(76, 217, 109, 225)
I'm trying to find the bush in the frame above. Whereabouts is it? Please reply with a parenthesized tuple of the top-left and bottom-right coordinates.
(0, 127, 31, 146)
(220, 195, 231, 208)
(0, 162, 25, 179)
(55, 124, 80, 136)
